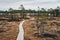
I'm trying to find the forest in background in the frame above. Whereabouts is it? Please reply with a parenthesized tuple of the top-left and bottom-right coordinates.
(0, 5, 60, 17)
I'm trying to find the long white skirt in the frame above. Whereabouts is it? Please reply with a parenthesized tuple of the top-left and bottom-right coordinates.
(16, 20, 25, 40)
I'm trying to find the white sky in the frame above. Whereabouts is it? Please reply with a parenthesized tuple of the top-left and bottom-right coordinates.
(0, 0, 60, 10)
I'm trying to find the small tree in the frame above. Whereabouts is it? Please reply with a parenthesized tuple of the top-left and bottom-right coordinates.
(19, 4, 26, 18)
(8, 8, 16, 21)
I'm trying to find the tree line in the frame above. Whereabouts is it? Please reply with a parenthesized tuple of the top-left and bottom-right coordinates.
(0, 5, 60, 17)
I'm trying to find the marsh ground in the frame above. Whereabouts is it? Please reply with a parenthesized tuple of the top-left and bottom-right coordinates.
(0, 17, 60, 40)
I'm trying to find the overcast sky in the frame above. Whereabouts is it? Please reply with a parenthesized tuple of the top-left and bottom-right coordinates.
(0, 0, 60, 10)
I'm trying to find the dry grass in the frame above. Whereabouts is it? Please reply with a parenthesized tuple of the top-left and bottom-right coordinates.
(0, 20, 19, 40)
(23, 17, 60, 40)
(0, 17, 60, 40)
